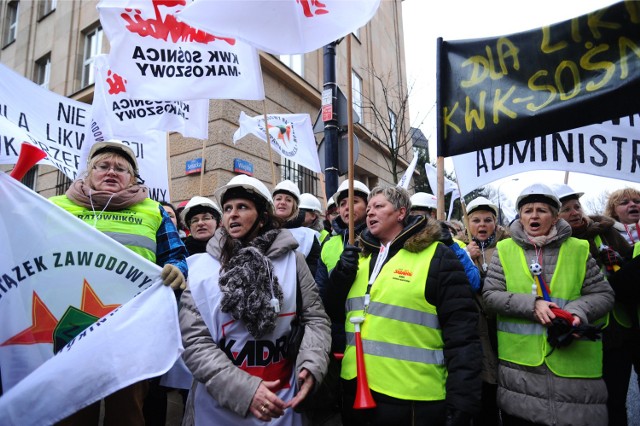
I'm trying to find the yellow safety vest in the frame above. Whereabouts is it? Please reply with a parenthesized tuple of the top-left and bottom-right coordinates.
(593, 236, 636, 328)
(320, 234, 344, 274)
(319, 229, 330, 245)
(50, 195, 161, 263)
(341, 242, 447, 401)
(497, 238, 602, 378)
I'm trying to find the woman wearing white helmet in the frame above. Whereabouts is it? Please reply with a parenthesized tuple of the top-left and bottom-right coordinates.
(483, 183, 614, 426)
(463, 195, 508, 426)
(556, 183, 636, 426)
(181, 196, 223, 255)
(179, 175, 330, 425)
(51, 140, 188, 425)
(272, 180, 322, 277)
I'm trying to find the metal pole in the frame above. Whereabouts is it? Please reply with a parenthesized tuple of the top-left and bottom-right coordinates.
(323, 42, 339, 200)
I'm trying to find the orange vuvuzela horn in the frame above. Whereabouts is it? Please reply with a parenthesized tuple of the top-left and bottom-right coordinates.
(10, 143, 47, 181)
(350, 316, 376, 409)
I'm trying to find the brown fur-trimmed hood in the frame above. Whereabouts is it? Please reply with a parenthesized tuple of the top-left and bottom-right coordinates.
(359, 214, 442, 257)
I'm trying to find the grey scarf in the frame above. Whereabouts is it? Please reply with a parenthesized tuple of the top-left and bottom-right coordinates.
(218, 229, 284, 338)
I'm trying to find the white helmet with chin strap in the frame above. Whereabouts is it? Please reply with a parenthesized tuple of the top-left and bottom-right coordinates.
(214, 175, 274, 214)
(299, 193, 323, 214)
(410, 192, 438, 210)
(88, 139, 139, 175)
(516, 183, 561, 210)
(272, 179, 301, 203)
(466, 196, 499, 216)
(181, 196, 222, 224)
(334, 179, 370, 204)
(551, 183, 584, 203)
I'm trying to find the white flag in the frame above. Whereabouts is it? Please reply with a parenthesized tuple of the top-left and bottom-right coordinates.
(92, 55, 209, 140)
(425, 163, 459, 198)
(397, 153, 418, 189)
(0, 173, 182, 424)
(98, 0, 265, 101)
(0, 63, 92, 181)
(178, 0, 381, 55)
(233, 111, 321, 173)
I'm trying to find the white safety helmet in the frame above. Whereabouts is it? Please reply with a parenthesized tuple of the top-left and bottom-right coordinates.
(410, 192, 438, 210)
(516, 183, 561, 210)
(551, 183, 584, 203)
(299, 193, 323, 214)
(327, 196, 336, 211)
(214, 175, 274, 214)
(272, 179, 301, 203)
(334, 179, 370, 204)
(88, 139, 138, 174)
(466, 196, 499, 216)
(181, 196, 222, 224)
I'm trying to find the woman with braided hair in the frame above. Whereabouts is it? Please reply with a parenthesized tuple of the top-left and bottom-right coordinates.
(179, 175, 330, 425)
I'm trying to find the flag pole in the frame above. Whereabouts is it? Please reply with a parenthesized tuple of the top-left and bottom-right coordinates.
(437, 157, 445, 220)
(435, 37, 445, 221)
(263, 100, 278, 187)
(347, 34, 355, 245)
(166, 132, 172, 202)
(199, 134, 206, 196)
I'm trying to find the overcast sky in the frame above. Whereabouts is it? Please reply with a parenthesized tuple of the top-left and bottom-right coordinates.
(400, 0, 639, 214)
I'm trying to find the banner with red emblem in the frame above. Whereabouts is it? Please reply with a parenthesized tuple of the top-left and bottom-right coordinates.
(92, 55, 209, 140)
(97, 0, 265, 101)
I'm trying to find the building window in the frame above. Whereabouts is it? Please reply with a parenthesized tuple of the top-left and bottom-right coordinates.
(388, 109, 397, 150)
(3, 1, 19, 46)
(352, 70, 363, 121)
(280, 158, 318, 195)
(55, 171, 72, 196)
(279, 54, 304, 77)
(38, 0, 56, 19)
(82, 26, 103, 88)
(21, 166, 37, 190)
(35, 54, 51, 89)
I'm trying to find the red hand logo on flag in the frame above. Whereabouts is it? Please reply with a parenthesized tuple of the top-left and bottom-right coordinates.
(297, 0, 329, 17)
(106, 70, 127, 95)
(120, 0, 235, 45)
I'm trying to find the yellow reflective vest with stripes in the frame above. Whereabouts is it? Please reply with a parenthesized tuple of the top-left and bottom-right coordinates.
(497, 237, 603, 378)
(50, 195, 160, 263)
(341, 242, 447, 401)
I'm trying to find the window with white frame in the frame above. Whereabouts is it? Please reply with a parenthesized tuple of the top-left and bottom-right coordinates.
(38, 0, 56, 19)
(3, 1, 19, 46)
(388, 109, 397, 150)
(352, 70, 363, 122)
(82, 26, 103, 88)
(279, 54, 304, 77)
(35, 54, 51, 89)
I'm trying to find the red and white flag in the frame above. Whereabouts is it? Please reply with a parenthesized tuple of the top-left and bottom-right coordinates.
(233, 111, 321, 173)
(97, 0, 265, 101)
(0, 174, 182, 424)
(178, 0, 381, 55)
(92, 55, 209, 140)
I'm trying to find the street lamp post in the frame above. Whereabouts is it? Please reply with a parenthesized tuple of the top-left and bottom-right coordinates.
(497, 178, 519, 226)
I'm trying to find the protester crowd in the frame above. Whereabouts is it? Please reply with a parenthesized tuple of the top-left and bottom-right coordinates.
(5, 139, 638, 426)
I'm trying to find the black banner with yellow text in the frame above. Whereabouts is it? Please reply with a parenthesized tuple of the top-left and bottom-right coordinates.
(438, 1, 640, 157)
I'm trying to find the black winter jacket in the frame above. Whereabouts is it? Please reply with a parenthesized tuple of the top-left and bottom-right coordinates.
(336, 215, 482, 415)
